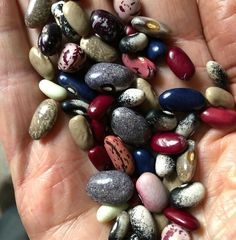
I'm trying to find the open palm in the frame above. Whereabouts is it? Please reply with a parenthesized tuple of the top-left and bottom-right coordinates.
(1, 0, 236, 239)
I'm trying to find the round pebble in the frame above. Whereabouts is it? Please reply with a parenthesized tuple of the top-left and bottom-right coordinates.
(136, 172, 168, 212)
(86, 170, 134, 204)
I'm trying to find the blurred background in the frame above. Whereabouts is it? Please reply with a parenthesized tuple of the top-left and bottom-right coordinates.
(0, 143, 29, 240)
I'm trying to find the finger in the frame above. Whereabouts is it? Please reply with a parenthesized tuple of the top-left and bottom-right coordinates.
(0, 0, 41, 153)
(198, 1, 236, 91)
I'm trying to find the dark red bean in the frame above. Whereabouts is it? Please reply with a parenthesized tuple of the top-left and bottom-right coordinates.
(88, 95, 115, 120)
(200, 107, 236, 128)
(166, 47, 195, 81)
(150, 132, 187, 154)
(163, 207, 200, 231)
(88, 145, 113, 171)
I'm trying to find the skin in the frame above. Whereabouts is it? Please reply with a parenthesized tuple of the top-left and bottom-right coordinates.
(0, 0, 236, 239)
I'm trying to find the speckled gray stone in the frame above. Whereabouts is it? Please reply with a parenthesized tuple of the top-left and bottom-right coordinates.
(118, 88, 145, 107)
(206, 60, 228, 89)
(85, 63, 135, 92)
(51, 1, 80, 42)
(170, 182, 206, 208)
(145, 110, 177, 132)
(155, 154, 175, 178)
(25, 0, 57, 28)
(119, 32, 148, 53)
(86, 170, 134, 204)
(129, 205, 157, 240)
(111, 107, 151, 146)
(109, 211, 130, 240)
(29, 99, 58, 140)
(175, 113, 200, 138)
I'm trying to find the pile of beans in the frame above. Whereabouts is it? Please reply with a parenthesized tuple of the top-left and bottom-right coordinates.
(25, 0, 236, 239)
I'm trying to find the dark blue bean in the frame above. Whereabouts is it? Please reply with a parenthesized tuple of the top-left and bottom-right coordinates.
(132, 148, 155, 175)
(159, 88, 206, 112)
(57, 72, 97, 101)
(146, 39, 167, 60)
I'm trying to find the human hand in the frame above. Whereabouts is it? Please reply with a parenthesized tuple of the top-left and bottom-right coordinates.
(0, 0, 236, 239)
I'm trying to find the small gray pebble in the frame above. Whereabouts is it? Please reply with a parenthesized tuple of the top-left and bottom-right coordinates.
(111, 107, 151, 146)
(86, 170, 134, 204)
(85, 63, 135, 92)
(129, 205, 157, 240)
(170, 182, 206, 208)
